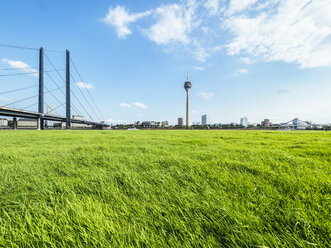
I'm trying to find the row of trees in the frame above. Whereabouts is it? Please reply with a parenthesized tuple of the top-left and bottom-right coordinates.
(112, 124, 331, 130)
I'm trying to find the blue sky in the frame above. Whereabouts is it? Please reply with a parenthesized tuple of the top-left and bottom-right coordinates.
(0, 0, 330, 124)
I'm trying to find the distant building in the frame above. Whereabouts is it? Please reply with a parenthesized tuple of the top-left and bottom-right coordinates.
(201, 115, 209, 125)
(61, 115, 90, 129)
(18, 118, 37, 128)
(261, 119, 271, 127)
(292, 118, 311, 130)
(139, 121, 168, 128)
(240, 117, 249, 127)
(0, 118, 8, 127)
(142, 121, 156, 127)
(72, 115, 90, 128)
(72, 115, 84, 121)
(178, 118, 183, 126)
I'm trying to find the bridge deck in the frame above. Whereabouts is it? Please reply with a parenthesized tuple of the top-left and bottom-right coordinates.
(0, 107, 108, 127)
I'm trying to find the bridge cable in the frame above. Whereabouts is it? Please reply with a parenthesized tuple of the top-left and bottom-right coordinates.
(0, 67, 38, 71)
(1, 95, 37, 108)
(0, 43, 38, 51)
(70, 74, 99, 121)
(0, 86, 68, 108)
(44, 102, 64, 116)
(70, 88, 95, 122)
(44, 70, 83, 117)
(0, 84, 37, 95)
(44, 83, 83, 118)
(44, 53, 91, 119)
(0, 43, 63, 53)
(0, 69, 64, 77)
(70, 58, 105, 121)
(21, 102, 38, 111)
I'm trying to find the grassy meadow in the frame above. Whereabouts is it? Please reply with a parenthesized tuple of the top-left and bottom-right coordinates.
(0, 130, 330, 247)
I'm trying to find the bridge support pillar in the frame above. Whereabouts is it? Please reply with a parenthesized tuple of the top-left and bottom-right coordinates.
(37, 118, 41, 130)
(13, 117, 17, 130)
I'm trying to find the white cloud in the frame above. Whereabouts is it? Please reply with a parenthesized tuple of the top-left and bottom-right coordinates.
(240, 57, 254, 64)
(102, 5, 151, 39)
(277, 87, 291, 93)
(101, 1, 220, 62)
(227, 0, 259, 14)
(233, 68, 248, 77)
(0, 96, 9, 101)
(133, 102, 147, 108)
(102, 0, 331, 68)
(191, 40, 210, 62)
(75, 82, 94, 89)
(120, 102, 147, 108)
(144, 2, 197, 46)
(226, 0, 331, 68)
(201, 27, 209, 33)
(120, 103, 132, 108)
(204, 0, 221, 15)
(196, 91, 214, 100)
(2, 58, 38, 76)
(194, 66, 204, 71)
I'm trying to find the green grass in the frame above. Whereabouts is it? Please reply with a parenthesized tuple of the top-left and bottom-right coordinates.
(0, 130, 330, 247)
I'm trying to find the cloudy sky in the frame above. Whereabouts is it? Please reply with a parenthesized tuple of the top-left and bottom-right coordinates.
(0, 0, 330, 124)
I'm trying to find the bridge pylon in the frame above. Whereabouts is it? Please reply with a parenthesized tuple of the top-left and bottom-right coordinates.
(66, 50, 71, 129)
(38, 47, 44, 130)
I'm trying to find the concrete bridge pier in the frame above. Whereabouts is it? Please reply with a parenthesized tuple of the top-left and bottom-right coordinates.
(13, 117, 17, 130)
(37, 118, 41, 130)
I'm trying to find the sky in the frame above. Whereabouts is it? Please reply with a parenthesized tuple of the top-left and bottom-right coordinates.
(0, 0, 330, 125)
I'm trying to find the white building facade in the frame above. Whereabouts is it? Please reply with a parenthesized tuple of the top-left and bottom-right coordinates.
(0, 118, 8, 128)
(240, 117, 249, 127)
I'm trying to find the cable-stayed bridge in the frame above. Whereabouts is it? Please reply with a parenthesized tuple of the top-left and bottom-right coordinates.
(0, 43, 109, 129)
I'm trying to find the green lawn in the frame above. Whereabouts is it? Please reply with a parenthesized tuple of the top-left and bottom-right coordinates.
(0, 130, 330, 247)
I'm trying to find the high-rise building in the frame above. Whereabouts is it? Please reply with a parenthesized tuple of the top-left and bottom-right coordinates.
(184, 73, 192, 127)
(178, 117, 183, 126)
(240, 117, 249, 127)
(201, 114, 209, 125)
(261, 119, 271, 127)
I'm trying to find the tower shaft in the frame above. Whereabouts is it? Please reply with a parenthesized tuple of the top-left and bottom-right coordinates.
(186, 90, 190, 127)
(184, 73, 192, 127)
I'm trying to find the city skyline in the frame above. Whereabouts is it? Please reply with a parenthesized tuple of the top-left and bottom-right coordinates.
(0, 0, 330, 125)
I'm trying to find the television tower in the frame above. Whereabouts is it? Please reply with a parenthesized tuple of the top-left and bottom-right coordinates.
(184, 72, 192, 127)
